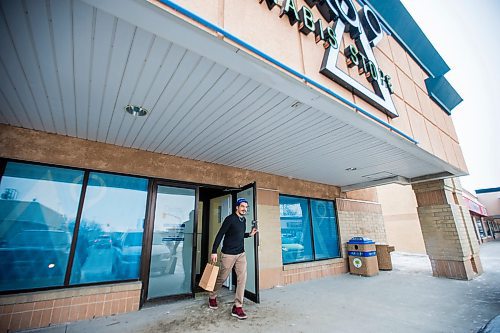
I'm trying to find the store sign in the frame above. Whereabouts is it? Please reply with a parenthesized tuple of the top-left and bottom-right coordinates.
(463, 196, 488, 216)
(260, 0, 398, 118)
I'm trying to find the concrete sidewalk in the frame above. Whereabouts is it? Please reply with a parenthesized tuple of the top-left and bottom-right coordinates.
(28, 241, 500, 333)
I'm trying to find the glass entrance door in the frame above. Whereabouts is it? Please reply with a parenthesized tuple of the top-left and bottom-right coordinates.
(209, 194, 233, 289)
(147, 185, 196, 299)
(233, 182, 259, 303)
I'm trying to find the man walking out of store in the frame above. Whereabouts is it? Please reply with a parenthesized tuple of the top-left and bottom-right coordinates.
(208, 198, 258, 319)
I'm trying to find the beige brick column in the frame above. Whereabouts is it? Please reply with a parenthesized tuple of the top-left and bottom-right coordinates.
(255, 188, 283, 289)
(412, 178, 483, 280)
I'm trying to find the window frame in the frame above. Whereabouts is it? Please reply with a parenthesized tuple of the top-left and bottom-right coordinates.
(0, 158, 150, 295)
(140, 180, 199, 304)
(279, 193, 341, 265)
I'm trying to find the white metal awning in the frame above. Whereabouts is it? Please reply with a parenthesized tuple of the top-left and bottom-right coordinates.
(0, 0, 465, 190)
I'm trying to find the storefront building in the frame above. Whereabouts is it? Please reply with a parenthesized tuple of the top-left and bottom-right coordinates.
(462, 188, 490, 243)
(0, 0, 482, 331)
(475, 187, 500, 240)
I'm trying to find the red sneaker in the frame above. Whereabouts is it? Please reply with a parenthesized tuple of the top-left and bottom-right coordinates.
(208, 297, 218, 309)
(231, 305, 247, 320)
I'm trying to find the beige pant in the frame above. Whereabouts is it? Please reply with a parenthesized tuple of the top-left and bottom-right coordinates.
(209, 252, 247, 307)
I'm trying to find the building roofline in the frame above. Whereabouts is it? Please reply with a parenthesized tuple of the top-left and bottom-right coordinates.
(364, 0, 462, 113)
(475, 187, 500, 194)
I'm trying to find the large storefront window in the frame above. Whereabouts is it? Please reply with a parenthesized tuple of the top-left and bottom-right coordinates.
(0, 162, 83, 291)
(0, 161, 148, 292)
(70, 172, 148, 284)
(279, 195, 339, 264)
(279, 196, 313, 264)
(310, 199, 340, 259)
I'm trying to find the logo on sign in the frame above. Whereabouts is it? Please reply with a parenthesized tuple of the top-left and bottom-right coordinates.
(260, 0, 398, 118)
(353, 257, 363, 268)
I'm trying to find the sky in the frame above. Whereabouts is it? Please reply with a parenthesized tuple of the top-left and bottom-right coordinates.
(400, 0, 500, 193)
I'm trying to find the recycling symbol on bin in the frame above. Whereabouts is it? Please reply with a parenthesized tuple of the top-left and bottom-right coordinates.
(353, 257, 363, 268)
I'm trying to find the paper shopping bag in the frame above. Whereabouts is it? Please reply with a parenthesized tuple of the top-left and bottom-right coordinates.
(198, 262, 219, 291)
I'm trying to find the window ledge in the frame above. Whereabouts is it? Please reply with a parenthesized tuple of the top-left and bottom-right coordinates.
(0, 281, 142, 305)
(283, 258, 345, 271)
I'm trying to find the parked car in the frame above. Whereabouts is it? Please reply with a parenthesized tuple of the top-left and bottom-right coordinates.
(92, 234, 112, 249)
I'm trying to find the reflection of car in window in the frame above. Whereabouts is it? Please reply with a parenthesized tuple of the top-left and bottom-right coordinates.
(92, 234, 112, 249)
(282, 243, 305, 262)
(151, 233, 173, 275)
(112, 231, 172, 279)
(112, 231, 143, 279)
(281, 233, 304, 263)
(0, 229, 72, 281)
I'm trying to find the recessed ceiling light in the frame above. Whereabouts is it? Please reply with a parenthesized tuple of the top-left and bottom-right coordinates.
(125, 105, 148, 117)
(345, 167, 357, 171)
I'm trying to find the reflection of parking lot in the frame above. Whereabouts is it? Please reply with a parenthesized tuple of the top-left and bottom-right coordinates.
(148, 250, 190, 299)
(0, 229, 73, 290)
(79, 247, 113, 281)
(72, 230, 181, 286)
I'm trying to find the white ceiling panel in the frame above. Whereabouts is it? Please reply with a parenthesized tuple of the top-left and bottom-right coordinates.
(87, 9, 118, 141)
(214, 105, 327, 165)
(151, 58, 238, 153)
(190, 93, 292, 160)
(0, 0, 465, 190)
(120, 37, 174, 146)
(73, 0, 94, 138)
(128, 43, 185, 148)
(138, 50, 203, 150)
(172, 86, 277, 156)
(0, 2, 43, 130)
(236, 121, 354, 171)
(96, 18, 137, 143)
(107, 28, 155, 145)
(26, 0, 66, 135)
(161, 65, 242, 154)
(50, 0, 77, 136)
(168, 75, 261, 155)
(0, 64, 23, 127)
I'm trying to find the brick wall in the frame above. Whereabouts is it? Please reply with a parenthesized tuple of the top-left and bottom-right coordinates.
(0, 282, 141, 333)
(281, 258, 348, 285)
(337, 199, 387, 257)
